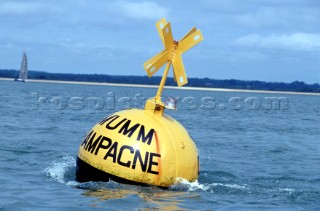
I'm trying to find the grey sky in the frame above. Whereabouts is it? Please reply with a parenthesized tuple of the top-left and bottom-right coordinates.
(0, 0, 319, 83)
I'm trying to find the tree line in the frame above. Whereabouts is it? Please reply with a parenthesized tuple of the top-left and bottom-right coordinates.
(1, 69, 319, 93)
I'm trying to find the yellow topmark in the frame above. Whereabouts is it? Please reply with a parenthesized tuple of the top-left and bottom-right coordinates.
(76, 18, 203, 187)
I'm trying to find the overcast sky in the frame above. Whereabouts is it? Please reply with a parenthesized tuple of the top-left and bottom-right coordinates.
(1, 0, 319, 83)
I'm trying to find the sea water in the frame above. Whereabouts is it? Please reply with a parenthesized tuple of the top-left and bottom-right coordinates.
(0, 80, 319, 210)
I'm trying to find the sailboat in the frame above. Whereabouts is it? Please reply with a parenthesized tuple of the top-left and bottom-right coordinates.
(14, 52, 28, 82)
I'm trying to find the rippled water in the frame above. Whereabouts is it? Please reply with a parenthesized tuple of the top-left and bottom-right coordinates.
(0, 80, 319, 210)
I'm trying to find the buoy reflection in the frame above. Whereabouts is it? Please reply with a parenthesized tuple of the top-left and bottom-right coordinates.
(83, 188, 199, 210)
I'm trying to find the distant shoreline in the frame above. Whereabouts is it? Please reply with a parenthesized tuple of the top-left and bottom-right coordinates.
(1, 77, 319, 96)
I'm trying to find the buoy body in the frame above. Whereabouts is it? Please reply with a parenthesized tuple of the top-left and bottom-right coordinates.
(76, 108, 199, 187)
(76, 17, 203, 188)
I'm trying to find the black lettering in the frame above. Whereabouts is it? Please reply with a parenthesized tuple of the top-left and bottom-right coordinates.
(85, 133, 102, 153)
(132, 150, 149, 172)
(118, 120, 140, 138)
(103, 141, 118, 162)
(117, 145, 134, 167)
(137, 126, 154, 145)
(147, 153, 161, 175)
(95, 136, 112, 155)
(106, 116, 127, 130)
(99, 115, 118, 125)
(81, 130, 94, 147)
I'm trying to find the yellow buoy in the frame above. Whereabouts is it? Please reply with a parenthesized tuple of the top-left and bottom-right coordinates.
(76, 18, 204, 187)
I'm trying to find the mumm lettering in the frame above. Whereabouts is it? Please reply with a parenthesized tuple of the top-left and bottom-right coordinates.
(98, 115, 155, 145)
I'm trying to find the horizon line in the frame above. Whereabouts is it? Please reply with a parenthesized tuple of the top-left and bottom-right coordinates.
(1, 68, 318, 85)
(1, 77, 319, 96)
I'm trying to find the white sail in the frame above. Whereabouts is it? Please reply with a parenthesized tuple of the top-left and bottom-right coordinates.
(15, 52, 28, 82)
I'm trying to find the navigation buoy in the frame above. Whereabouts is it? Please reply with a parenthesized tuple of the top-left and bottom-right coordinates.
(76, 18, 204, 187)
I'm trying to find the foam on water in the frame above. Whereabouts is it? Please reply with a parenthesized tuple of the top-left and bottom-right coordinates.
(44, 156, 252, 194)
(44, 155, 79, 186)
(171, 178, 248, 192)
(171, 178, 211, 191)
(211, 182, 248, 190)
(279, 188, 295, 194)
